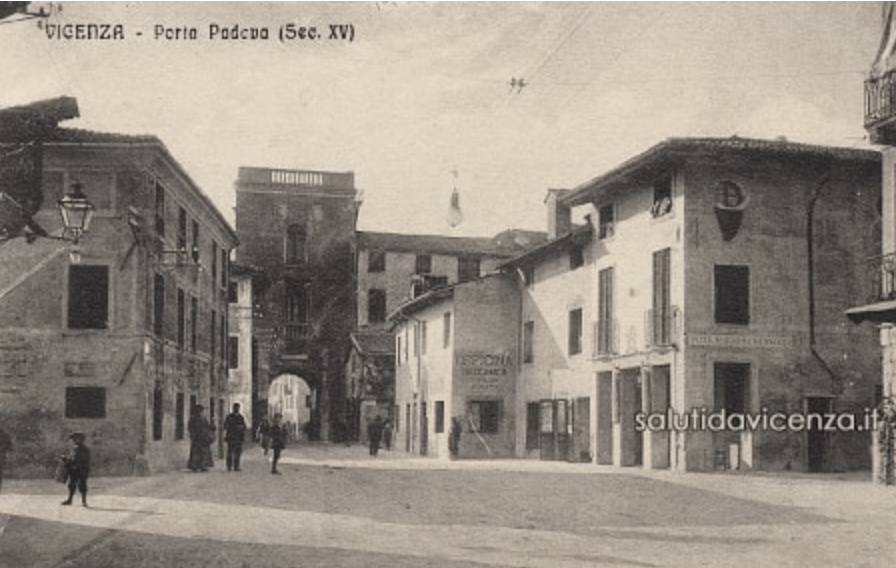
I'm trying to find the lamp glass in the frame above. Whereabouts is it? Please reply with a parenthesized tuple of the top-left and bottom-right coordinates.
(57, 182, 95, 233)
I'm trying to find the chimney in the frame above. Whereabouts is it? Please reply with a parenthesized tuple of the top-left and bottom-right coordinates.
(545, 189, 571, 240)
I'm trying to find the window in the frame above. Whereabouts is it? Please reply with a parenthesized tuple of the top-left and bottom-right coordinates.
(714, 363, 749, 414)
(652, 176, 673, 217)
(153, 273, 165, 336)
(597, 267, 614, 355)
(190, 296, 198, 352)
(368, 288, 387, 323)
(522, 265, 535, 287)
(653, 249, 672, 345)
(228, 281, 238, 304)
(598, 204, 615, 239)
(154, 181, 165, 239)
(435, 401, 445, 433)
(177, 207, 187, 250)
(523, 320, 535, 363)
(569, 245, 584, 270)
(221, 248, 229, 290)
(210, 310, 217, 357)
(285, 224, 307, 265)
(65, 387, 106, 418)
(396, 335, 402, 364)
(175, 392, 185, 440)
(470, 400, 500, 434)
(526, 402, 540, 450)
(415, 254, 432, 275)
(176, 288, 186, 349)
(568, 308, 583, 355)
(420, 321, 427, 355)
(191, 220, 200, 263)
(443, 312, 451, 348)
(285, 283, 310, 323)
(68, 265, 109, 329)
(458, 256, 481, 282)
(211, 242, 218, 286)
(368, 250, 386, 272)
(714, 265, 750, 325)
(228, 336, 239, 369)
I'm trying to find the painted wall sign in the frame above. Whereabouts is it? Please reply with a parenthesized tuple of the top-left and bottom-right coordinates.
(687, 334, 794, 349)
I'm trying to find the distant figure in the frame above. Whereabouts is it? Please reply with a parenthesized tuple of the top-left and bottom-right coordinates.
(61, 432, 90, 507)
(223, 403, 248, 472)
(449, 417, 462, 459)
(256, 415, 271, 456)
(382, 419, 393, 451)
(0, 426, 11, 495)
(188, 405, 214, 472)
(268, 413, 288, 475)
(368, 415, 384, 457)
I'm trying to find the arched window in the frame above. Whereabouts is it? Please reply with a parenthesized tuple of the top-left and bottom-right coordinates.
(285, 224, 307, 265)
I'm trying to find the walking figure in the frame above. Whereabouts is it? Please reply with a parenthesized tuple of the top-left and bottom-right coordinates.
(257, 416, 271, 456)
(224, 402, 248, 472)
(188, 405, 214, 472)
(61, 432, 90, 507)
(368, 415, 384, 457)
(268, 413, 288, 475)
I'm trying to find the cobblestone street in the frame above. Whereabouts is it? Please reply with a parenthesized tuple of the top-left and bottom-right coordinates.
(2, 443, 895, 567)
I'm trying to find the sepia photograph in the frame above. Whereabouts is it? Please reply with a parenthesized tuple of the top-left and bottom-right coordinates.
(1, 1, 896, 566)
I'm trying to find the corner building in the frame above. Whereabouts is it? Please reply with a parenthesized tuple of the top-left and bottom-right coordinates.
(506, 137, 881, 472)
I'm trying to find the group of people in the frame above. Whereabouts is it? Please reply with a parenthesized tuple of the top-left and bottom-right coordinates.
(189, 403, 289, 475)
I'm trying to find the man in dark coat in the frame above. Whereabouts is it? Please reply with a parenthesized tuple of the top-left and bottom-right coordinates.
(61, 432, 90, 507)
(268, 413, 288, 475)
(368, 415, 384, 457)
(188, 405, 214, 472)
(223, 402, 248, 472)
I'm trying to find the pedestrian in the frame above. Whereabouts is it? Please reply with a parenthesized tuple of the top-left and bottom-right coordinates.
(382, 419, 393, 451)
(223, 402, 248, 472)
(256, 415, 271, 456)
(449, 417, 462, 459)
(61, 432, 90, 507)
(0, 426, 11, 495)
(268, 413, 288, 475)
(188, 404, 214, 472)
(368, 415, 384, 457)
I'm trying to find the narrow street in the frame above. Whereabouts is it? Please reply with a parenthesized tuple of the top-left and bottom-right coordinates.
(2, 443, 895, 567)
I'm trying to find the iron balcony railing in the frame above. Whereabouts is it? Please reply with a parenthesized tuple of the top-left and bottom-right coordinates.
(865, 252, 896, 304)
(865, 70, 896, 129)
(645, 306, 680, 349)
(593, 319, 619, 357)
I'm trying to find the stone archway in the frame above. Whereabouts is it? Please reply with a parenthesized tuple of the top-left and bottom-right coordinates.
(268, 374, 313, 441)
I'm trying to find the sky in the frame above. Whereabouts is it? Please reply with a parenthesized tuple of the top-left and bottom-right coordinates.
(0, 1, 885, 237)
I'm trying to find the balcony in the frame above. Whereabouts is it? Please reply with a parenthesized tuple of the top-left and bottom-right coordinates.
(592, 319, 619, 358)
(281, 322, 310, 356)
(865, 71, 896, 145)
(645, 306, 680, 349)
(846, 252, 896, 324)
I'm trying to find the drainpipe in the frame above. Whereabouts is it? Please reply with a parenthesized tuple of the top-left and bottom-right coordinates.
(807, 173, 840, 390)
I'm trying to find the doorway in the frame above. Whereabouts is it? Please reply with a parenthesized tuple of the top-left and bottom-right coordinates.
(806, 397, 831, 473)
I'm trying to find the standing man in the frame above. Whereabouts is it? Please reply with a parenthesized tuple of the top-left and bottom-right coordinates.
(268, 413, 288, 475)
(368, 415, 384, 457)
(188, 405, 214, 472)
(0, 426, 11, 495)
(61, 432, 90, 507)
(224, 403, 248, 472)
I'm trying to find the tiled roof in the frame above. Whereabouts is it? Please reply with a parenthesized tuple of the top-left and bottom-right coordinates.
(563, 136, 881, 206)
(357, 231, 512, 257)
(350, 331, 395, 355)
(40, 127, 160, 145)
(499, 223, 592, 269)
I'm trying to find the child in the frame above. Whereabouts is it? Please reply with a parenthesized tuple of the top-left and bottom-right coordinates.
(61, 432, 91, 507)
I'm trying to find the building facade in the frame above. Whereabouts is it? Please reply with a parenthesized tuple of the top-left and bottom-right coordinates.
(847, 2, 896, 484)
(0, 98, 238, 476)
(234, 167, 358, 441)
(390, 274, 520, 459)
(506, 137, 881, 473)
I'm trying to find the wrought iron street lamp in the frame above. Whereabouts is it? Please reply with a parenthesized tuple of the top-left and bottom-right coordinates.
(56, 181, 94, 245)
